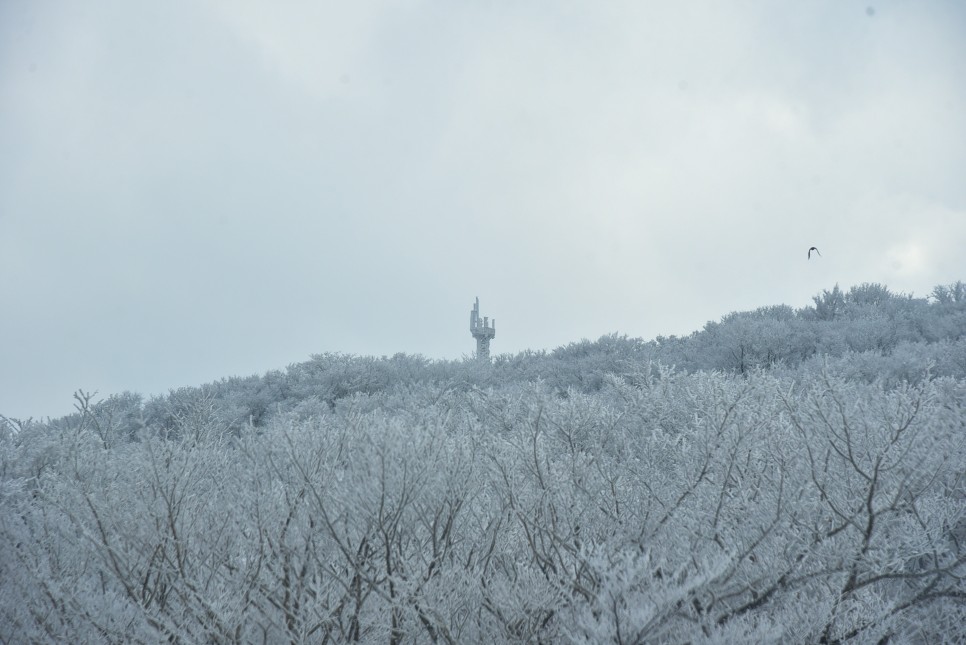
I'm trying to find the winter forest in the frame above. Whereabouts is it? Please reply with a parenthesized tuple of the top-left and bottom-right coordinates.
(2, 281, 965, 644)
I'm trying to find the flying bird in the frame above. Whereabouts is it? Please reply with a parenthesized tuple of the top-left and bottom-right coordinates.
(808, 246, 821, 259)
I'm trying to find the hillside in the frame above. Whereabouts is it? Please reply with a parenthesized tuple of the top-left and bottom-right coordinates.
(2, 281, 965, 643)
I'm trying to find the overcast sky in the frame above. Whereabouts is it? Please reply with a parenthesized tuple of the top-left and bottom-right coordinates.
(2, 0, 965, 419)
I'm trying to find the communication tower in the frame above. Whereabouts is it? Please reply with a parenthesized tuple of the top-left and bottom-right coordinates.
(470, 297, 495, 361)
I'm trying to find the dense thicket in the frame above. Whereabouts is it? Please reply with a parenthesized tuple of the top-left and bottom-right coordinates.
(2, 282, 964, 643)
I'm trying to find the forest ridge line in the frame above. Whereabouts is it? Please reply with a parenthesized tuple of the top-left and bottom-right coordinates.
(7, 279, 965, 432)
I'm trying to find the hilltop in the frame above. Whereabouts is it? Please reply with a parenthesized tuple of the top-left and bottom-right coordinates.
(20, 280, 966, 437)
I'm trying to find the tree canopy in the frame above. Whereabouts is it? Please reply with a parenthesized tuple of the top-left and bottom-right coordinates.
(2, 281, 964, 643)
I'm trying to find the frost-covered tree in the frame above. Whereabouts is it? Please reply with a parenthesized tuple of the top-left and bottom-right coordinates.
(2, 280, 965, 643)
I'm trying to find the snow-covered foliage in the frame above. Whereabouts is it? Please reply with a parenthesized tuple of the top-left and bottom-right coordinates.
(2, 282, 964, 643)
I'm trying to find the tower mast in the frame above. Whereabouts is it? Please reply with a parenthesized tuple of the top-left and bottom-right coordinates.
(470, 297, 496, 361)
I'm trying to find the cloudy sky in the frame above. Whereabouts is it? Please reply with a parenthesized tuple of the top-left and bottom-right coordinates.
(2, 0, 964, 419)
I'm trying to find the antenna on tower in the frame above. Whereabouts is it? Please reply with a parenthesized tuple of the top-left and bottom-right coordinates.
(470, 297, 496, 361)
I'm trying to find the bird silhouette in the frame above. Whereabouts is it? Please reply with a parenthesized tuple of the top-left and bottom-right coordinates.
(808, 246, 821, 259)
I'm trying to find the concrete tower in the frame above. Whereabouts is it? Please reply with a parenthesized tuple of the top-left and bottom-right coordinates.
(470, 297, 495, 361)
